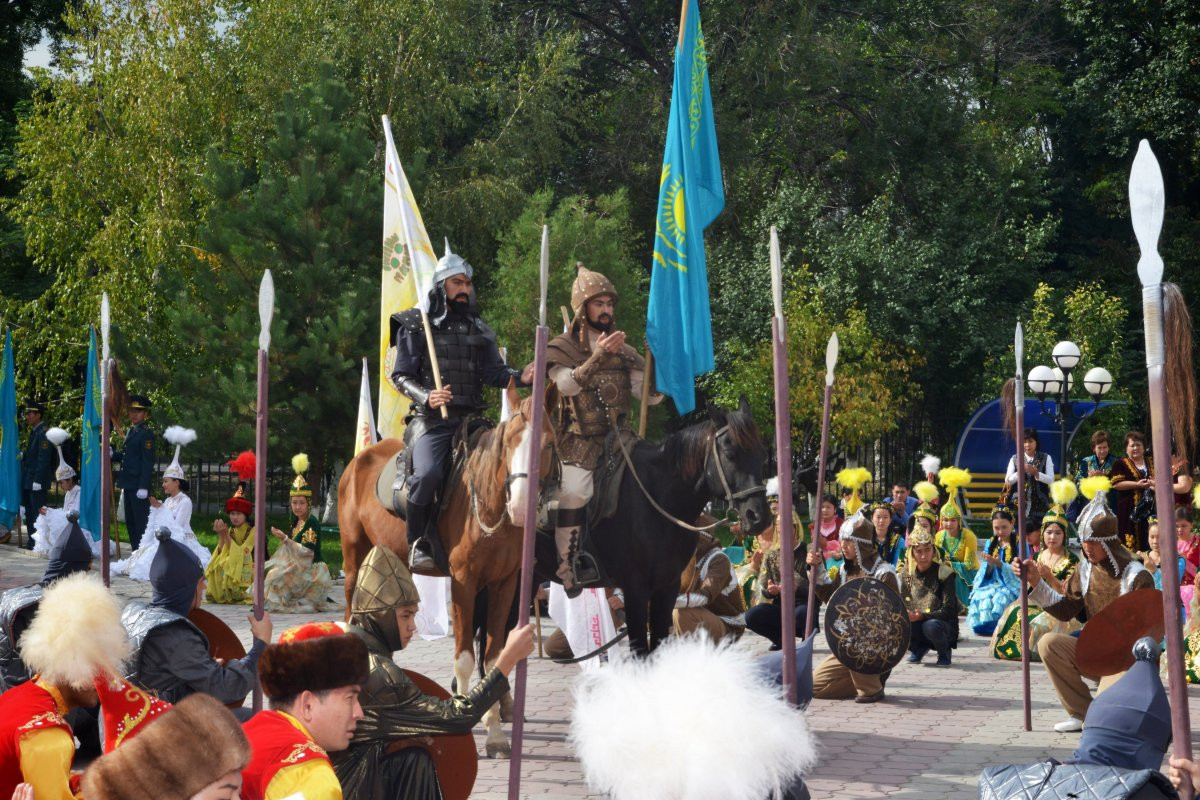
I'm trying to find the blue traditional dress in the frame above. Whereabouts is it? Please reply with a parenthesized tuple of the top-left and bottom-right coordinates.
(966, 539, 1019, 636)
(934, 528, 979, 608)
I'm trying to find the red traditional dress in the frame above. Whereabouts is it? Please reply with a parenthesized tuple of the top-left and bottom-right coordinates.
(242, 709, 341, 800)
(1179, 535, 1200, 587)
(0, 679, 80, 800)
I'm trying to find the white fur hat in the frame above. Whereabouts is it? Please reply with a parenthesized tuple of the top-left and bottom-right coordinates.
(765, 476, 780, 498)
(161, 426, 196, 481)
(20, 573, 129, 690)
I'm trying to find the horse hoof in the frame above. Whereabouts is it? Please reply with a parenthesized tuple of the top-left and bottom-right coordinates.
(486, 741, 511, 759)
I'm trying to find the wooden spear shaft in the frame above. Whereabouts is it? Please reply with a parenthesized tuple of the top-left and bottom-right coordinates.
(1013, 377, 1032, 729)
(805, 384, 831, 639)
(252, 270, 273, 714)
(772, 315, 797, 704)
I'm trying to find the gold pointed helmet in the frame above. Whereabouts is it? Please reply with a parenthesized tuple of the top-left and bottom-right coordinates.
(571, 262, 618, 317)
(352, 545, 420, 613)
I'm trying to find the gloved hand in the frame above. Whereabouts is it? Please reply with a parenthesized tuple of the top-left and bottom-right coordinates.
(31, 483, 41, 492)
(137, 489, 148, 500)
(674, 592, 708, 609)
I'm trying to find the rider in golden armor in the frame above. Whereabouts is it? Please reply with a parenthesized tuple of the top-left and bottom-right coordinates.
(546, 264, 660, 596)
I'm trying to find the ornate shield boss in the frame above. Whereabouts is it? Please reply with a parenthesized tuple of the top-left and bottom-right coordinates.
(824, 576, 910, 675)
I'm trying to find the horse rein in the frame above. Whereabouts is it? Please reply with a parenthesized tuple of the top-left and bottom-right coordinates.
(615, 424, 763, 533)
(468, 407, 556, 536)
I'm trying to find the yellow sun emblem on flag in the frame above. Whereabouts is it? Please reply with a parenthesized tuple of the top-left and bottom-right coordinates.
(653, 164, 687, 272)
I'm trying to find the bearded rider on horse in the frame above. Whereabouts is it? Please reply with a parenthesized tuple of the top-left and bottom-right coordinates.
(390, 243, 534, 572)
(547, 264, 661, 597)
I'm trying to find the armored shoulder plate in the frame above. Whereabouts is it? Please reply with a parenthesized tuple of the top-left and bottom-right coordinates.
(121, 601, 207, 680)
(1121, 560, 1149, 594)
(0, 585, 43, 691)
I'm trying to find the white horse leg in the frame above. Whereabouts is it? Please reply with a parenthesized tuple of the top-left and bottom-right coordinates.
(479, 656, 511, 758)
(453, 649, 475, 702)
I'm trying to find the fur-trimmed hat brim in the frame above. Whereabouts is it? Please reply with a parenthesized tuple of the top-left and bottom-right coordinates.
(81, 693, 250, 800)
(258, 631, 369, 701)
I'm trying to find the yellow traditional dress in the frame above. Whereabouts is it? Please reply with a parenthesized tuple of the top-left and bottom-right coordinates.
(934, 528, 979, 607)
(205, 522, 254, 604)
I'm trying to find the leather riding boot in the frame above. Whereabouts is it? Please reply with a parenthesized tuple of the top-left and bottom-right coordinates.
(406, 501, 436, 571)
(555, 525, 584, 598)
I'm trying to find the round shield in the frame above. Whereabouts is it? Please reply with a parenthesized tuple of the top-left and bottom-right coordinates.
(1076, 588, 1165, 677)
(824, 576, 910, 675)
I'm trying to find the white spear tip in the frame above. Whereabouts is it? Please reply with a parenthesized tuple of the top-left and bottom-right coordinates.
(825, 332, 839, 385)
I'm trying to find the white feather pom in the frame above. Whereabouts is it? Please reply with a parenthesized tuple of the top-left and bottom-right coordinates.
(46, 427, 70, 447)
(163, 426, 197, 446)
(571, 636, 817, 800)
(920, 454, 941, 476)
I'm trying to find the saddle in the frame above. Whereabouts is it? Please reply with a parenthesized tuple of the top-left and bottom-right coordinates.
(374, 417, 491, 521)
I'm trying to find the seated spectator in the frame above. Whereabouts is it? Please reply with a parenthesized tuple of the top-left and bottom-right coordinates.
(966, 503, 1020, 637)
(900, 527, 958, 667)
(1023, 518, 1042, 557)
(810, 494, 843, 561)
(869, 499, 905, 567)
(889, 482, 918, 528)
(1075, 430, 1116, 482)
(674, 532, 746, 643)
(1005, 430, 1054, 524)
(744, 522, 813, 650)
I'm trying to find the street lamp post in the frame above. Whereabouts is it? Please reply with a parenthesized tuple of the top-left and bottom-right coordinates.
(1026, 341, 1113, 478)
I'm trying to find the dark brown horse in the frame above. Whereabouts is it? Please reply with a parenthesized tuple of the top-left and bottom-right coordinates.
(338, 383, 554, 757)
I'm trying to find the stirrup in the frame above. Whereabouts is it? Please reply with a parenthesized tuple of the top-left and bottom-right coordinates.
(409, 538, 435, 570)
(572, 552, 601, 584)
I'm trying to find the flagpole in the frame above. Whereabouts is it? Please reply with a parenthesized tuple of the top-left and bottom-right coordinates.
(1129, 140, 1192, 795)
(508, 225, 550, 800)
(100, 295, 112, 586)
(806, 333, 837, 639)
(637, 350, 654, 437)
(1013, 323, 1031, 732)
(252, 270, 274, 714)
(766, 228, 799, 703)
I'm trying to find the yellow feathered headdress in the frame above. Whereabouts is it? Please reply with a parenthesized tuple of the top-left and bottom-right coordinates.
(1042, 478, 1078, 533)
(289, 452, 312, 499)
(1079, 475, 1112, 500)
(836, 467, 872, 516)
(937, 467, 972, 521)
(911, 480, 940, 525)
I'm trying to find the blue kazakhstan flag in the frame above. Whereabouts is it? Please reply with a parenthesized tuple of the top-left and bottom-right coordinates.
(80, 328, 101, 543)
(646, 0, 724, 415)
(0, 330, 19, 527)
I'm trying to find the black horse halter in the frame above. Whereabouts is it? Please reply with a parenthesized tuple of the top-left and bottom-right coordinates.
(699, 424, 767, 507)
(469, 407, 556, 535)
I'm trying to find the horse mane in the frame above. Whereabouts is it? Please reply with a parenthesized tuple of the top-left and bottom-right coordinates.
(466, 419, 508, 504)
(668, 406, 762, 482)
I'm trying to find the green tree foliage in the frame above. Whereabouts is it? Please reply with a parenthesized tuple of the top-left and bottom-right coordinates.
(126, 66, 376, 501)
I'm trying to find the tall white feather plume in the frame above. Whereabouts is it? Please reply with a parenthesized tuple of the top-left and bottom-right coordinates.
(46, 427, 70, 447)
(163, 426, 197, 446)
(920, 454, 941, 476)
(571, 636, 817, 800)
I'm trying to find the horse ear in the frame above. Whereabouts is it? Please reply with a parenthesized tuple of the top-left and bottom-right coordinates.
(707, 401, 727, 426)
(738, 394, 752, 418)
(505, 378, 520, 413)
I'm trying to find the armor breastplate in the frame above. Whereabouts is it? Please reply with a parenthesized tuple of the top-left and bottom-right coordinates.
(422, 318, 486, 415)
(569, 355, 632, 438)
(0, 585, 43, 691)
(121, 601, 208, 703)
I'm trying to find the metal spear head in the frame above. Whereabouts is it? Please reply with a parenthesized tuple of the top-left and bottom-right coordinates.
(258, 270, 275, 351)
(539, 225, 549, 328)
(825, 332, 839, 386)
(769, 226, 783, 321)
(100, 292, 111, 364)
(1130, 139, 1165, 286)
(1014, 321, 1023, 378)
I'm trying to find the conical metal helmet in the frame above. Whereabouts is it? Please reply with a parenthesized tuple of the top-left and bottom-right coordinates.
(351, 546, 420, 613)
(434, 238, 473, 285)
(570, 262, 618, 316)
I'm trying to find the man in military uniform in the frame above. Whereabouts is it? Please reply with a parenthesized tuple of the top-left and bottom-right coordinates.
(19, 401, 54, 549)
(390, 243, 532, 571)
(334, 545, 534, 799)
(546, 264, 659, 596)
(112, 394, 155, 550)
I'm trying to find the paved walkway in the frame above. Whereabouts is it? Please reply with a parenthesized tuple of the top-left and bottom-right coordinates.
(4, 544, 1198, 799)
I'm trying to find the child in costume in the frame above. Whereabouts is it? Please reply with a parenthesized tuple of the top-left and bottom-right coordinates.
(966, 503, 1020, 636)
(933, 467, 979, 608)
(205, 481, 255, 604)
(32, 427, 86, 556)
(264, 454, 334, 613)
(113, 426, 210, 581)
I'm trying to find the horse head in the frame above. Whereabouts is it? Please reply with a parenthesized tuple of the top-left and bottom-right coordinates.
(704, 396, 770, 536)
(500, 380, 557, 526)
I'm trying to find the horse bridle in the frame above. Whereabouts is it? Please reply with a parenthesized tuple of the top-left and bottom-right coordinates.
(701, 424, 767, 507)
(469, 407, 557, 536)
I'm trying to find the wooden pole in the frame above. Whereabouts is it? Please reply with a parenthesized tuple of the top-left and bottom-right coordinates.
(100, 296, 112, 586)
(805, 333, 838, 639)
(252, 271, 274, 714)
(508, 226, 551, 800)
(638, 350, 654, 437)
(1013, 324, 1032, 732)
(1129, 140, 1191, 796)
(419, 309, 449, 420)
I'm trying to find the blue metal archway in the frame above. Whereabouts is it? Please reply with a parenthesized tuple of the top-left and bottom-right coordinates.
(953, 398, 1117, 477)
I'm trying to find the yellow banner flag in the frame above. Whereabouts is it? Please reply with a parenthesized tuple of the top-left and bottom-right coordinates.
(378, 116, 439, 437)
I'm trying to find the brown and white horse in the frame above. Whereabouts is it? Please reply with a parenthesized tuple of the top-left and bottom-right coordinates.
(338, 382, 554, 757)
